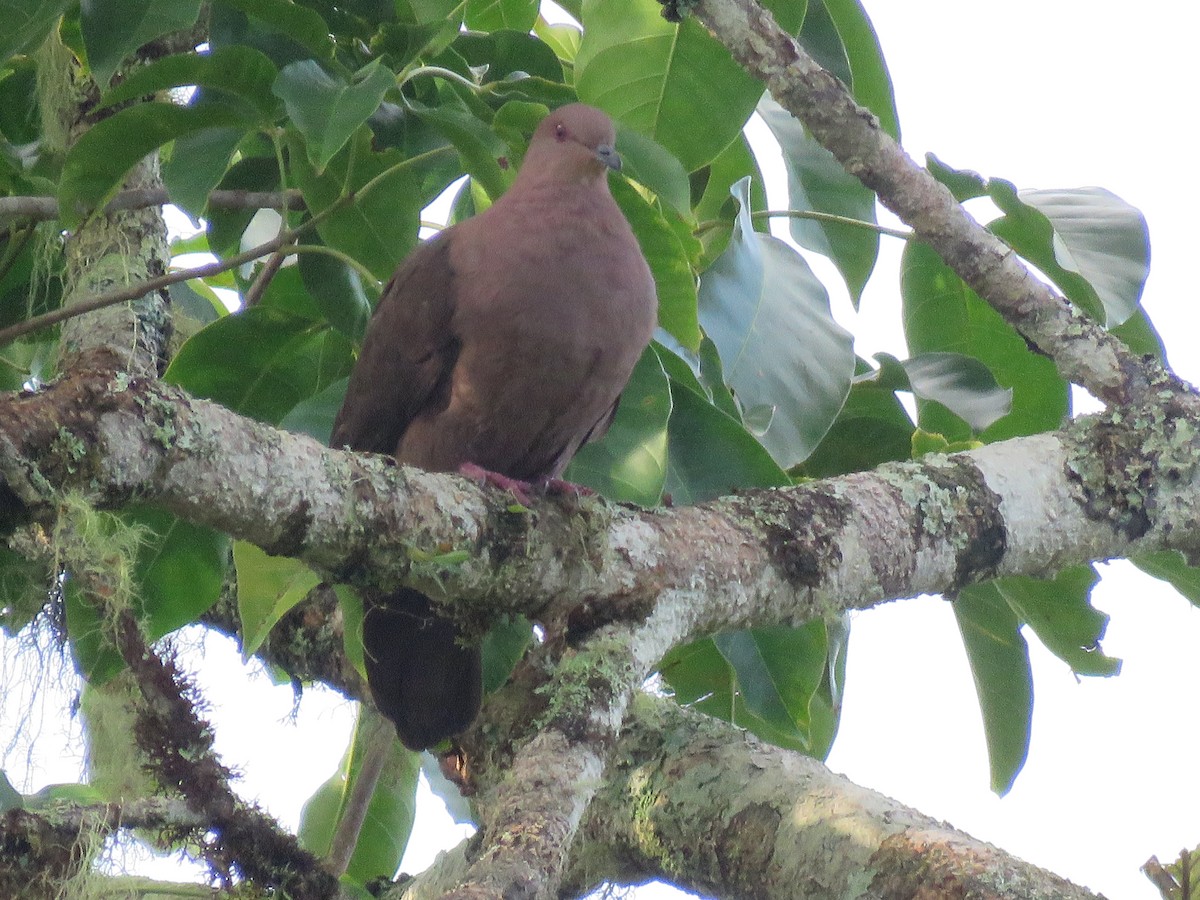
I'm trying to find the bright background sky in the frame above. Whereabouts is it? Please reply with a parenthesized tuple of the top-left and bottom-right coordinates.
(3, 2, 1199, 898)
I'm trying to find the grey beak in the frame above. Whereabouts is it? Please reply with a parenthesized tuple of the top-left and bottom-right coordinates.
(595, 144, 621, 172)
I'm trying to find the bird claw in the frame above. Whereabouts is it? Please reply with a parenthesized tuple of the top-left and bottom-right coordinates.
(457, 463, 594, 505)
(458, 462, 536, 506)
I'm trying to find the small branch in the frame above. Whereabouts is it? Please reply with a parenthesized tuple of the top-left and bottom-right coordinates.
(0, 189, 306, 225)
(694, 207, 912, 238)
(689, 0, 1165, 409)
(0, 144, 452, 348)
(0, 229, 300, 347)
(325, 707, 393, 878)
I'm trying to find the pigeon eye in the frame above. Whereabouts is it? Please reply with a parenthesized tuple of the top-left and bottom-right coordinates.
(554, 123, 567, 142)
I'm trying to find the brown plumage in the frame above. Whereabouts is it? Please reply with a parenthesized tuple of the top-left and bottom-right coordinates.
(331, 103, 658, 750)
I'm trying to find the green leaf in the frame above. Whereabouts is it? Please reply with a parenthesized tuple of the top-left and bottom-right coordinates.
(872, 351, 1012, 433)
(613, 125, 690, 216)
(299, 249, 373, 342)
(662, 377, 789, 505)
(988, 183, 1150, 328)
(660, 620, 837, 756)
(990, 566, 1119, 677)
(274, 59, 395, 172)
(98, 45, 280, 118)
(0, 771, 22, 813)
(81, 0, 203, 88)
(576, 0, 805, 171)
(799, 357, 913, 478)
(692, 135, 767, 268)
(287, 128, 425, 282)
(0, 0, 72, 67)
(0, 544, 48, 635)
(280, 376, 347, 445)
(64, 577, 124, 684)
(163, 126, 244, 219)
(215, 0, 336, 61)
(299, 708, 418, 883)
(410, 100, 509, 202)
(1110, 308, 1166, 363)
(465, 0, 538, 32)
(901, 240, 1068, 443)
(206, 153, 280, 257)
(0, 59, 40, 144)
(757, 94, 879, 305)
(819, 0, 899, 138)
(565, 349, 670, 506)
(1131, 550, 1200, 607)
(334, 583, 366, 680)
(234, 541, 321, 658)
(698, 177, 854, 468)
(454, 29, 563, 82)
(124, 506, 228, 639)
(58, 101, 250, 226)
(953, 583, 1032, 795)
(164, 306, 355, 424)
(481, 616, 533, 694)
(609, 177, 699, 351)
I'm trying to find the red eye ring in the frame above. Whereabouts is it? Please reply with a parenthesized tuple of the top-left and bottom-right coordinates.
(554, 123, 567, 142)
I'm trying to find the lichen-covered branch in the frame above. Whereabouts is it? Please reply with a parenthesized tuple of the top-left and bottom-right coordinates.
(685, 0, 1166, 410)
(564, 696, 1101, 900)
(3, 369, 1198, 650)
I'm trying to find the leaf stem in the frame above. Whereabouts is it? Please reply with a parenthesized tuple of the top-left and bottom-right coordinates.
(694, 209, 911, 240)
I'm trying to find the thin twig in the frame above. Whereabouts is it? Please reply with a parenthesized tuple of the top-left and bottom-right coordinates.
(693, 208, 911, 239)
(0, 188, 306, 225)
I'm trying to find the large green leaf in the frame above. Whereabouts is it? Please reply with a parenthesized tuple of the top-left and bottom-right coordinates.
(692, 135, 768, 269)
(990, 566, 1119, 677)
(280, 376, 347, 445)
(163, 126, 244, 219)
(164, 306, 354, 424)
(124, 506, 228, 639)
(989, 183, 1150, 328)
(0, 0, 72, 66)
(81, 0, 203, 88)
(609, 177, 699, 351)
(214, 0, 336, 61)
(234, 541, 321, 658)
(953, 583, 1032, 795)
(465, 0, 537, 32)
(298, 249, 373, 343)
(410, 100, 509, 202)
(298, 708, 419, 884)
(1131, 550, 1200, 608)
(871, 351, 1012, 433)
(901, 240, 1068, 443)
(799, 357, 913, 478)
(481, 616, 534, 695)
(757, 94, 879, 305)
(98, 45, 280, 118)
(662, 376, 789, 505)
(698, 177, 854, 468)
(819, 0, 899, 138)
(274, 59, 395, 173)
(576, 0, 805, 172)
(660, 620, 839, 757)
(565, 349, 670, 506)
(613, 125, 690, 216)
(287, 128, 425, 282)
(58, 101, 250, 225)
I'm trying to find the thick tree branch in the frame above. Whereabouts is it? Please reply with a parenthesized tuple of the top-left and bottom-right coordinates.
(2, 370, 1198, 644)
(686, 0, 1165, 409)
(564, 696, 1101, 900)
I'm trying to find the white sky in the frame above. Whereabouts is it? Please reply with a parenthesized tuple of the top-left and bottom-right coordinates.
(3, 2, 1199, 898)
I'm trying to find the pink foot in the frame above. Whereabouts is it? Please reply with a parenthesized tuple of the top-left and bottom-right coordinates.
(458, 462, 535, 506)
(456, 464, 596, 505)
